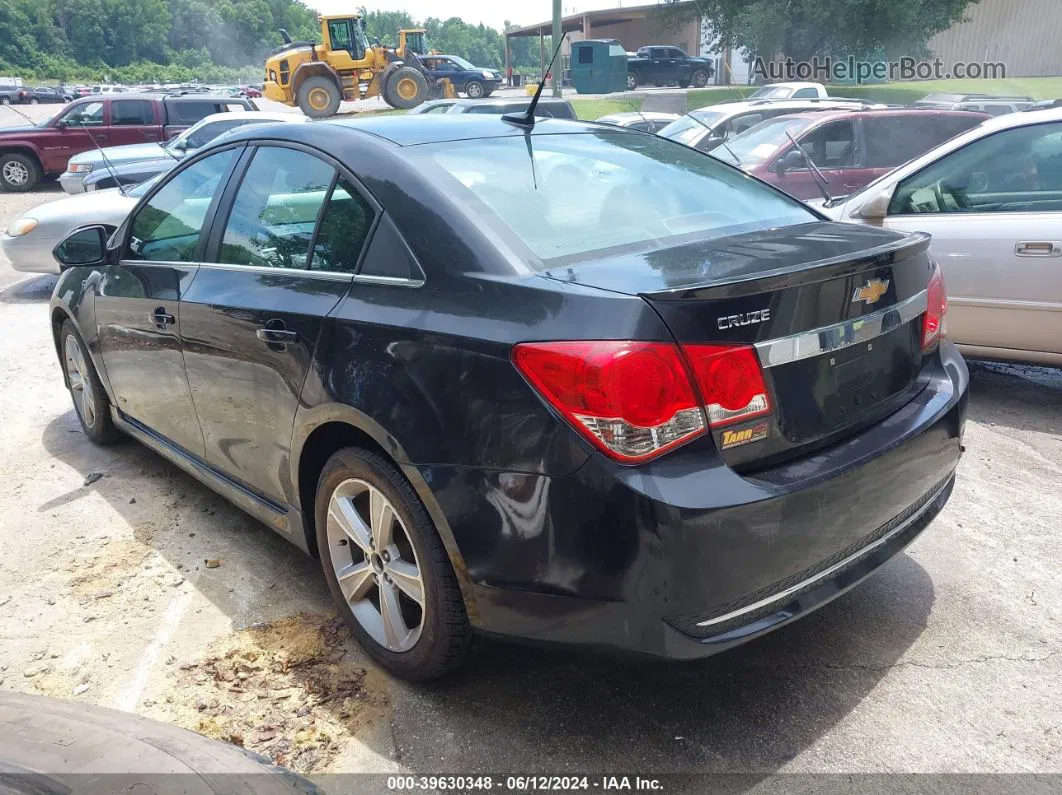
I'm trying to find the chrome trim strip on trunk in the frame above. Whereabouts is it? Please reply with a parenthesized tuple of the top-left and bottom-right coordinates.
(694, 477, 949, 629)
(755, 289, 928, 369)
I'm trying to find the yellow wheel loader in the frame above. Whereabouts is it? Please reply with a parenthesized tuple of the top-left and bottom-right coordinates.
(264, 17, 455, 118)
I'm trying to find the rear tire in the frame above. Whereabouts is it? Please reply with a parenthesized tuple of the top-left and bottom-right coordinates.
(0, 152, 41, 192)
(384, 66, 429, 110)
(297, 76, 342, 119)
(626, 72, 638, 90)
(60, 321, 121, 445)
(315, 447, 473, 681)
(464, 80, 485, 99)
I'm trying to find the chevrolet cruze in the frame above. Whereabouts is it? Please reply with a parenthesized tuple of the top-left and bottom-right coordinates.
(49, 115, 967, 680)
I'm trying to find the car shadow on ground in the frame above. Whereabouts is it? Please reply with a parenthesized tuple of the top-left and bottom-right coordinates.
(40, 406, 935, 777)
(966, 360, 1062, 433)
(0, 273, 56, 303)
(387, 553, 934, 774)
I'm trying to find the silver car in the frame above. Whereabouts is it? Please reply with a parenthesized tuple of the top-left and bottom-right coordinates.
(1, 177, 157, 273)
(59, 111, 304, 194)
(822, 107, 1062, 367)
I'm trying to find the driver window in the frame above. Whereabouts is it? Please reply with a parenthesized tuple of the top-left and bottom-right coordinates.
(217, 146, 336, 270)
(890, 122, 1062, 215)
(801, 120, 856, 169)
(126, 149, 237, 262)
(60, 101, 104, 127)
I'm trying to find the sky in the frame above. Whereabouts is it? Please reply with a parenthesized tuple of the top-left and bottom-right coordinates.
(306, 0, 642, 33)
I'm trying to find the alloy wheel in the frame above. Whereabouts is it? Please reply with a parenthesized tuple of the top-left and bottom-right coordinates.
(326, 478, 425, 652)
(2, 160, 29, 186)
(466, 82, 483, 99)
(627, 73, 636, 90)
(64, 335, 96, 428)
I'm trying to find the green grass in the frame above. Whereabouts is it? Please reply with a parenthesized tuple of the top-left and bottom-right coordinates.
(686, 77, 1062, 111)
(570, 98, 643, 120)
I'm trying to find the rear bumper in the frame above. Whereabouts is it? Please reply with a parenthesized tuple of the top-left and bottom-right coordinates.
(432, 343, 968, 659)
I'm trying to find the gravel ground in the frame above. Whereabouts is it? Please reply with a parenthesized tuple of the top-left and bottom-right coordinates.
(0, 172, 1059, 785)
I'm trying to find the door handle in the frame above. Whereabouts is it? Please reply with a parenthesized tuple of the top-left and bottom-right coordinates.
(150, 307, 175, 326)
(1015, 241, 1062, 257)
(256, 327, 299, 344)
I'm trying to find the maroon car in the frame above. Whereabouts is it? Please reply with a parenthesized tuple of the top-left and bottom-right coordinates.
(718, 108, 990, 201)
(0, 92, 256, 191)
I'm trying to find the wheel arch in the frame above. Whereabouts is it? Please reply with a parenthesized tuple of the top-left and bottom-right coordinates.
(291, 62, 343, 96)
(290, 404, 477, 612)
(0, 143, 44, 170)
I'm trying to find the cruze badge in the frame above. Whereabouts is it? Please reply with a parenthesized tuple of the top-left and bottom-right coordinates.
(851, 278, 890, 305)
(717, 309, 770, 330)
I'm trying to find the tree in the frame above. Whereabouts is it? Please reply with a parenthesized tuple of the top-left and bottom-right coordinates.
(657, 0, 981, 62)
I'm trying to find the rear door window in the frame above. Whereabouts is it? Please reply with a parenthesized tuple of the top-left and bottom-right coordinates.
(110, 99, 155, 126)
(168, 100, 220, 125)
(217, 146, 336, 270)
(310, 179, 376, 273)
(863, 116, 939, 167)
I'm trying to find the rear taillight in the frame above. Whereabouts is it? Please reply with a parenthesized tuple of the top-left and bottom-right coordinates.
(682, 344, 772, 427)
(512, 341, 705, 462)
(922, 264, 947, 350)
(512, 340, 772, 463)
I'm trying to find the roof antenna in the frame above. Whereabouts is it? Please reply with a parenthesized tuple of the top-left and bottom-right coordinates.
(503, 32, 567, 128)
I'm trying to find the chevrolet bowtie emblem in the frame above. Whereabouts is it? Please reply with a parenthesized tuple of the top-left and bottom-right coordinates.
(851, 278, 890, 305)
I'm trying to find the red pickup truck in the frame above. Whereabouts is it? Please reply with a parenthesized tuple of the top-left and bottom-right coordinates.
(0, 92, 256, 191)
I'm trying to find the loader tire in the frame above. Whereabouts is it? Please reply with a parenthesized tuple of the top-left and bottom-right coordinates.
(297, 76, 342, 118)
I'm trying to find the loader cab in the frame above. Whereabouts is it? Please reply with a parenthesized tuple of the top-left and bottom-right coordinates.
(322, 15, 369, 61)
(400, 29, 428, 56)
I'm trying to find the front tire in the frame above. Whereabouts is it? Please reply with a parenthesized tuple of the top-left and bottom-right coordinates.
(61, 321, 121, 445)
(297, 76, 342, 119)
(0, 97, 10, 106)
(30, 98, 39, 105)
(384, 67, 429, 110)
(691, 69, 710, 88)
(626, 72, 638, 90)
(464, 80, 485, 99)
(315, 447, 472, 681)
(0, 152, 41, 192)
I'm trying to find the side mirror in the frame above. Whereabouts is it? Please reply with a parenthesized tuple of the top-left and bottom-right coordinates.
(774, 150, 805, 176)
(851, 185, 896, 221)
(54, 225, 110, 269)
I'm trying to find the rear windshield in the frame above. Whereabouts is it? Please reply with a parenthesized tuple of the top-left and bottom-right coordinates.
(406, 131, 816, 267)
(658, 110, 724, 145)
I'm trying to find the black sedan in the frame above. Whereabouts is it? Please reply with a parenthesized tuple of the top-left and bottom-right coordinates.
(50, 115, 967, 681)
(22, 86, 72, 104)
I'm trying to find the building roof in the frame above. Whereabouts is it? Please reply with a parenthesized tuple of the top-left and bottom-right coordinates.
(505, 2, 696, 38)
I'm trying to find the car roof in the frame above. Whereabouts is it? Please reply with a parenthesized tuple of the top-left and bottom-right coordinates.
(448, 97, 570, 108)
(692, 99, 879, 117)
(193, 110, 305, 125)
(68, 92, 241, 103)
(759, 82, 824, 90)
(766, 107, 990, 123)
(596, 112, 679, 123)
(228, 115, 622, 148)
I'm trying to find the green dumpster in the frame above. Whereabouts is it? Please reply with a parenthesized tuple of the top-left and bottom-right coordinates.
(570, 39, 628, 94)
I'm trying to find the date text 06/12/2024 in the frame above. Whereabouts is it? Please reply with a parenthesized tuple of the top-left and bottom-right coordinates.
(386, 776, 665, 791)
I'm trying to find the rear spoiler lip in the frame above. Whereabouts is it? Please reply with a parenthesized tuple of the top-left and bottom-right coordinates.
(641, 231, 932, 302)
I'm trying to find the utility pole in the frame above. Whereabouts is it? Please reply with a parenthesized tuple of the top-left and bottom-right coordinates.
(551, 0, 562, 97)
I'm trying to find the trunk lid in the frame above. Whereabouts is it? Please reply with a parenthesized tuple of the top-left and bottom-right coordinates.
(542, 221, 937, 469)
